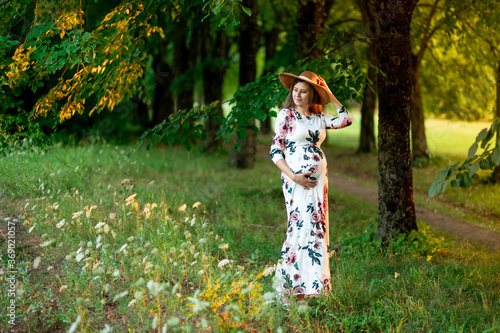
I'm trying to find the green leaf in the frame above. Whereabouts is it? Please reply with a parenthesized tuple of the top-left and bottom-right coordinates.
(82, 32, 91, 39)
(240, 5, 252, 16)
(492, 146, 500, 166)
(475, 128, 488, 143)
(427, 180, 442, 200)
(150, 133, 159, 143)
(467, 142, 478, 160)
(469, 162, 480, 177)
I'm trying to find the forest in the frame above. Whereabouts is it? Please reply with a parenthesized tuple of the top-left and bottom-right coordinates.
(0, 0, 499, 332)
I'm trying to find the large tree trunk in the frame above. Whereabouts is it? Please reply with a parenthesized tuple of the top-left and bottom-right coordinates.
(410, 58, 430, 160)
(297, 0, 325, 60)
(357, 0, 377, 153)
(260, 27, 280, 135)
(229, 0, 260, 168)
(492, 58, 500, 183)
(173, 18, 194, 111)
(152, 42, 174, 125)
(369, 0, 418, 239)
(202, 21, 229, 152)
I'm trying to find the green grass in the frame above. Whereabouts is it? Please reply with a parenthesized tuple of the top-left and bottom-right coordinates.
(0, 142, 499, 332)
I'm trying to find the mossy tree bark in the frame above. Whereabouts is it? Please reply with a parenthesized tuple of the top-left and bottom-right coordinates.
(368, 0, 418, 239)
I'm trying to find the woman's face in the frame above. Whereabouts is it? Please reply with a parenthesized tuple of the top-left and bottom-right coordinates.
(292, 81, 312, 109)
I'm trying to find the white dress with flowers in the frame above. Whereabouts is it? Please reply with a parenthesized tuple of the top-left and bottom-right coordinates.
(270, 107, 352, 298)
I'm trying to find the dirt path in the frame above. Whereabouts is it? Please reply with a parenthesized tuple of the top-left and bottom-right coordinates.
(329, 172, 500, 251)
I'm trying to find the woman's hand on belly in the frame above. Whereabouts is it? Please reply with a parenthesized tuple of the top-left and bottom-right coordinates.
(292, 172, 318, 190)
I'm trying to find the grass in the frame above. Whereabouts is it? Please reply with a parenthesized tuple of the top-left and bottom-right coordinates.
(0, 139, 499, 332)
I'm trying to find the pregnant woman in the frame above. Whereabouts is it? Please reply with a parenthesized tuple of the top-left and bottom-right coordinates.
(270, 71, 353, 303)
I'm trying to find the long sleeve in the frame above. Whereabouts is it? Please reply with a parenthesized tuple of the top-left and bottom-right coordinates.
(324, 106, 353, 129)
(270, 109, 288, 164)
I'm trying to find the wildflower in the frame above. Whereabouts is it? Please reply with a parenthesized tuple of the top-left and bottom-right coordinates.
(95, 222, 106, 229)
(125, 193, 137, 202)
(190, 217, 196, 226)
(75, 253, 84, 262)
(178, 204, 187, 212)
(72, 211, 84, 219)
(127, 299, 137, 308)
(198, 238, 206, 244)
(192, 202, 201, 208)
(118, 244, 128, 253)
(56, 219, 66, 228)
(113, 269, 120, 277)
(59, 285, 68, 292)
(395, 272, 400, 279)
(33, 257, 41, 269)
(68, 315, 82, 333)
(29, 224, 36, 233)
(109, 213, 116, 220)
(263, 265, 275, 277)
(197, 269, 205, 275)
(217, 259, 231, 268)
(218, 243, 229, 250)
(113, 290, 129, 301)
(103, 224, 111, 234)
(54, 204, 59, 210)
(147, 280, 162, 296)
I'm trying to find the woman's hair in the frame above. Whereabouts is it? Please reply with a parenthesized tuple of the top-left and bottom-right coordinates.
(282, 79, 324, 114)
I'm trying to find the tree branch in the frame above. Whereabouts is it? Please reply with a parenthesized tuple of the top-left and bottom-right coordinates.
(416, 0, 439, 63)
(47, 2, 72, 39)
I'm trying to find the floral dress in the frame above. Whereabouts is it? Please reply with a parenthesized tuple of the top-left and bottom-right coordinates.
(270, 106, 352, 299)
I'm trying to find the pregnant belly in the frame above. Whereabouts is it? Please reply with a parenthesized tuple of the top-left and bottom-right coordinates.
(297, 160, 325, 181)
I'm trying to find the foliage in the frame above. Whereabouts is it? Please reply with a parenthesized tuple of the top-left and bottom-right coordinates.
(134, 57, 367, 151)
(340, 222, 447, 260)
(428, 118, 500, 199)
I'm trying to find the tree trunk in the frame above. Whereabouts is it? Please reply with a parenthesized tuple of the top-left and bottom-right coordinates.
(260, 27, 280, 135)
(173, 18, 194, 111)
(410, 57, 430, 160)
(229, 0, 260, 168)
(492, 58, 500, 183)
(357, 0, 377, 153)
(152, 42, 174, 125)
(297, 0, 325, 60)
(369, 0, 418, 239)
(202, 21, 229, 152)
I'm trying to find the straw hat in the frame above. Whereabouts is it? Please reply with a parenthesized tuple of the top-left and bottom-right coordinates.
(279, 71, 331, 105)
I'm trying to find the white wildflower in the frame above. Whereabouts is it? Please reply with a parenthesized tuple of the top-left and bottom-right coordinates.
(147, 280, 162, 296)
(192, 202, 201, 208)
(56, 219, 66, 228)
(197, 269, 205, 276)
(103, 224, 111, 234)
(75, 253, 84, 262)
(198, 238, 206, 244)
(68, 315, 82, 333)
(72, 211, 84, 219)
(190, 217, 196, 226)
(263, 265, 276, 277)
(113, 290, 129, 301)
(94, 222, 106, 229)
(217, 259, 231, 268)
(178, 204, 187, 212)
(218, 243, 229, 250)
(33, 257, 41, 269)
(118, 244, 128, 253)
(127, 299, 137, 308)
